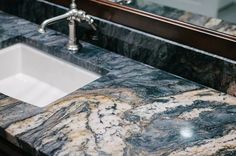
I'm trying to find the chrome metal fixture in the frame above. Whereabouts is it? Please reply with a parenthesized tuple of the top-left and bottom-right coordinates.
(38, 0, 96, 52)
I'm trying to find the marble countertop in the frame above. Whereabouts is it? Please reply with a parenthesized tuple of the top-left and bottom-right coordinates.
(0, 11, 236, 156)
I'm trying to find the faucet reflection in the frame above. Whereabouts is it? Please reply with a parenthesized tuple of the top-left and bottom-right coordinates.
(109, 0, 133, 5)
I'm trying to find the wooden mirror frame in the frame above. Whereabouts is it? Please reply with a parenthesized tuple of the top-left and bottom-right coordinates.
(25, 0, 236, 60)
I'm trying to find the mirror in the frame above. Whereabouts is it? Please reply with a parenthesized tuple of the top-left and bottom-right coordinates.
(109, 0, 236, 36)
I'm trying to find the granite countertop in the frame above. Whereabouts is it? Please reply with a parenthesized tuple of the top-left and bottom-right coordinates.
(0, 11, 236, 156)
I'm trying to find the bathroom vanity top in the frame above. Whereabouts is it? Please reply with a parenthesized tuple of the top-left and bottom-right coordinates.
(0, 11, 236, 156)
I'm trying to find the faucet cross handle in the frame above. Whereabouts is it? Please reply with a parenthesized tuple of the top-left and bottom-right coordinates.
(84, 15, 97, 30)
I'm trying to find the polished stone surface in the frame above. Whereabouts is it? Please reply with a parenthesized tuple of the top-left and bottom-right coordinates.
(1, 0, 236, 97)
(0, 11, 236, 156)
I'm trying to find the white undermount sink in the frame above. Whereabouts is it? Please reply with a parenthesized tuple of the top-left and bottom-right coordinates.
(0, 43, 101, 107)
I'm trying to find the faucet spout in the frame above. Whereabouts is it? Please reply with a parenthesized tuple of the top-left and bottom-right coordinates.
(38, 12, 72, 33)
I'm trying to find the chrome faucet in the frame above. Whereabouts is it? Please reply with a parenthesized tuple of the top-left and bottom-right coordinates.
(38, 0, 96, 52)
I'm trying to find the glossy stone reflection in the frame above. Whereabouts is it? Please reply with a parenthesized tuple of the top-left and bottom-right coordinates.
(180, 126, 194, 139)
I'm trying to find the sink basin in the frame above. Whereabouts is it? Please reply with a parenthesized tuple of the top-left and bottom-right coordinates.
(0, 43, 101, 107)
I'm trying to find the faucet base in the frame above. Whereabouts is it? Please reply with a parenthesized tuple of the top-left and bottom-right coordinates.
(67, 43, 82, 53)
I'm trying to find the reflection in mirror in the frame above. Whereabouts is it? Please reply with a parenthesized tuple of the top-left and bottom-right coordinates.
(109, 0, 133, 5)
(109, 0, 236, 36)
